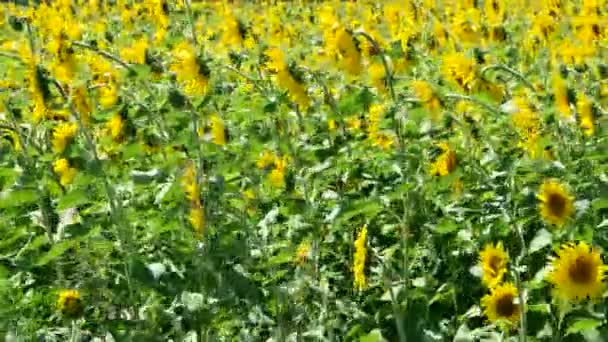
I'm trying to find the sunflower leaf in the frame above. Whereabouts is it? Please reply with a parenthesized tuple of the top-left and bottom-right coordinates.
(529, 229, 552, 253)
(565, 318, 602, 336)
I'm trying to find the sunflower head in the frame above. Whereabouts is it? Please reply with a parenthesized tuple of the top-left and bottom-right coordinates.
(57, 289, 84, 318)
(429, 143, 457, 176)
(537, 179, 574, 227)
(547, 241, 605, 301)
(480, 242, 509, 288)
(481, 282, 520, 324)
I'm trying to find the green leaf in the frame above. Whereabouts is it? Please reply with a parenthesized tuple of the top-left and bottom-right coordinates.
(128, 64, 151, 79)
(57, 189, 91, 210)
(0, 189, 38, 208)
(529, 229, 552, 253)
(267, 251, 293, 266)
(336, 200, 382, 225)
(434, 218, 458, 234)
(122, 143, 146, 159)
(566, 319, 602, 335)
(360, 329, 387, 342)
(592, 198, 608, 210)
(528, 303, 551, 314)
(36, 239, 76, 266)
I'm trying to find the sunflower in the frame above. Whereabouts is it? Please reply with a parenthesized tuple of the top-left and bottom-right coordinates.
(188, 205, 205, 236)
(577, 94, 595, 136)
(295, 240, 311, 265)
(411, 80, 441, 116)
(53, 158, 77, 186)
(52, 122, 78, 154)
(547, 241, 606, 301)
(57, 289, 84, 318)
(209, 114, 226, 146)
(442, 52, 477, 92)
(537, 179, 574, 227)
(552, 73, 571, 119)
(480, 242, 509, 288)
(353, 225, 368, 290)
(481, 282, 520, 324)
(106, 113, 125, 143)
(547, 242, 606, 300)
(429, 143, 457, 176)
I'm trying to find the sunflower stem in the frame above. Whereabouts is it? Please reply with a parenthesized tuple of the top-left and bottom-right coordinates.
(480, 64, 536, 92)
(384, 266, 407, 342)
(184, 0, 198, 47)
(50, 79, 135, 302)
(71, 41, 135, 73)
(0, 51, 25, 63)
(444, 93, 502, 115)
(222, 64, 269, 97)
(354, 30, 396, 101)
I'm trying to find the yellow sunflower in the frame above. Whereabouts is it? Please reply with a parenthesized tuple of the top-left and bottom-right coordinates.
(57, 289, 84, 318)
(547, 241, 606, 301)
(481, 282, 520, 324)
(480, 242, 509, 288)
(429, 143, 457, 176)
(537, 179, 574, 227)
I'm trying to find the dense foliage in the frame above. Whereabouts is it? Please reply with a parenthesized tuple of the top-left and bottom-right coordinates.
(1, 1, 608, 341)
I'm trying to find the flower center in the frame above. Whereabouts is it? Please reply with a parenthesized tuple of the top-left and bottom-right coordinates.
(547, 193, 566, 216)
(495, 294, 516, 317)
(568, 256, 594, 284)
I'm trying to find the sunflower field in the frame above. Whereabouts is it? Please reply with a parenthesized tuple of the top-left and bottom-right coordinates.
(1, 0, 608, 341)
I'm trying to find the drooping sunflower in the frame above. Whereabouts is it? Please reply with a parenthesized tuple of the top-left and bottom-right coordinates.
(481, 282, 520, 324)
(547, 241, 606, 301)
(479, 242, 509, 288)
(537, 179, 574, 227)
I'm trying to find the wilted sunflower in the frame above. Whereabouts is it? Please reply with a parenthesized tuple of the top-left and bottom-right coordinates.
(57, 289, 84, 318)
(537, 179, 574, 227)
(481, 282, 520, 324)
(547, 241, 605, 301)
(479, 242, 509, 288)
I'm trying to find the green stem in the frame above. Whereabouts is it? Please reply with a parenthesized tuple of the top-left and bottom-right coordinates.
(184, 0, 199, 47)
(4, 100, 56, 243)
(51, 79, 135, 296)
(444, 93, 501, 115)
(354, 30, 396, 101)
(385, 268, 407, 342)
(401, 196, 410, 309)
(514, 267, 527, 342)
(25, 20, 36, 59)
(71, 41, 135, 73)
(0, 51, 25, 63)
(304, 68, 341, 115)
(481, 64, 535, 91)
(223, 64, 268, 97)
